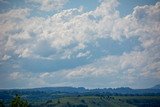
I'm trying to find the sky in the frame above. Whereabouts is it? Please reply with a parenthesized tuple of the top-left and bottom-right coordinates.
(0, 0, 160, 89)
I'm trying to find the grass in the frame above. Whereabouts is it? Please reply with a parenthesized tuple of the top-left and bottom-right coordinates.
(114, 96, 160, 107)
(43, 96, 136, 107)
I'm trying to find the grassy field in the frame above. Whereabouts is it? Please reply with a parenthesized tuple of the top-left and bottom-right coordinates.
(2, 94, 160, 107)
(37, 96, 136, 107)
(33, 95, 160, 107)
(114, 96, 160, 107)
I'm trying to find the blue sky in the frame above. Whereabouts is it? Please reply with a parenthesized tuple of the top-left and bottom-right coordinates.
(0, 0, 160, 89)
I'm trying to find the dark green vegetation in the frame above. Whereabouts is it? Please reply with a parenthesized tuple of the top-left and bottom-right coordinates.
(11, 94, 29, 107)
(114, 96, 160, 107)
(38, 96, 136, 107)
(0, 100, 5, 107)
(0, 86, 160, 107)
(1, 95, 160, 107)
(0, 94, 29, 107)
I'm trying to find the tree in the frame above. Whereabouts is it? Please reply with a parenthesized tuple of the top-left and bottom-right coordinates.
(81, 99, 85, 103)
(67, 102, 71, 107)
(11, 94, 29, 107)
(0, 100, 5, 107)
(57, 100, 60, 104)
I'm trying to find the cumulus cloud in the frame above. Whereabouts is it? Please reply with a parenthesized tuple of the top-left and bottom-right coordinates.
(0, 0, 120, 61)
(0, 0, 160, 88)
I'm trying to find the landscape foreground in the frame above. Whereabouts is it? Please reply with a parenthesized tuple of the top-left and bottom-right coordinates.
(0, 85, 160, 107)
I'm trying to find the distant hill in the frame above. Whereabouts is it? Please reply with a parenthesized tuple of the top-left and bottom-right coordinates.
(150, 84, 160, 89)
(1, 85, 160, 94)
(33, 86, 86, 93)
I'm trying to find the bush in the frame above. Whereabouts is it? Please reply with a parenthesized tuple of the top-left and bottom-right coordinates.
(11, 94, 29, 107)
(0, 100, 5, 107)
(81, 99, 85, 103)
(57, 100, 60, 104)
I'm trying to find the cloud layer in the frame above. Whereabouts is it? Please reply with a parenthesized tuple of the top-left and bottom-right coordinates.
(0, 0, 160, 89)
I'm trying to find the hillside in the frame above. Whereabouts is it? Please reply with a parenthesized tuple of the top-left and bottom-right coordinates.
(150, 84, 160, 89)
(38, 96, 136, 107)
(1, 85, 160, 106)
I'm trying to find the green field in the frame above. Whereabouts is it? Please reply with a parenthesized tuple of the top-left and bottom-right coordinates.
(114, 96, 160, 107)
(32, 95, 160, 107)
(39, 96, 160, 107)
(38, 96, 135, 107)
(1, 94, 160, 107)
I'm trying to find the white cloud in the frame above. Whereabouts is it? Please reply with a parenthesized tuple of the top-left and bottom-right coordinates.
(39, 72, 50, 78)
(2, 55, 11, 61)
(64, 50, 145, 81)
(9, 72, 21, 80)
(113, 2, 160, 40)
(0, 8, 30, 36)
(1, 1, 159, 60)
(76, 51, 90, 58)
(1, 48, 160, 88)
(0, 0, 120, 60)
(60, 50, 159, 88)
(15, 48, 32, 58)
(0, 1, 160, 88)
(0, 1, 159, 61)
(27, 0, 69, 11)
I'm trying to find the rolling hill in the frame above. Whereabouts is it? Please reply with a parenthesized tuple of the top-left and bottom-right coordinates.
(0, 84, 160, 107)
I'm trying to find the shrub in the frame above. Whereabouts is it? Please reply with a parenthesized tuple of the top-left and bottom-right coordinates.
(11, 94, 29, 107)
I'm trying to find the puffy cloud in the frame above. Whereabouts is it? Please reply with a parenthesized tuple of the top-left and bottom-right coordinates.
(2, 55, 11, 61)
(112, 2, 160, 40)
(76, 51, 90, 58)
(1, 1, 159, 60)
(0, 1, 160, 88)
(0, 8, 30, 35)
(0, 0, 120, 61)
(9, 72, 21, 80)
